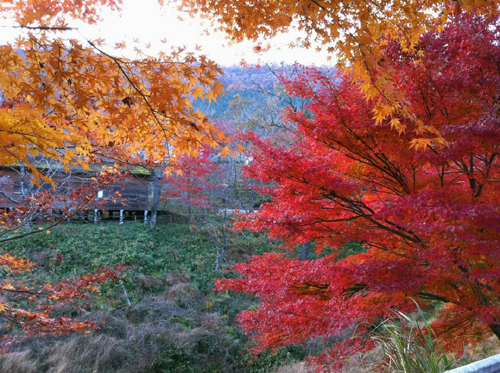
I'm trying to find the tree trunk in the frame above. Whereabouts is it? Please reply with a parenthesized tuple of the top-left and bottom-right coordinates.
(20, 162, 32, 230)
(215, 209, 228, 272)
(300, 241, 311, 261)
(149, 167, 162, 229)
(489, 322, 500, 340)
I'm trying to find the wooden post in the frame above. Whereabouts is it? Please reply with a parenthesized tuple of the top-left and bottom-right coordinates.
(119, 210, 124, 224)
(94, 209, 98, 224)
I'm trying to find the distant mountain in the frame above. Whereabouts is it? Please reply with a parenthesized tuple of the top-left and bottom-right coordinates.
(195, 64, 310, 126)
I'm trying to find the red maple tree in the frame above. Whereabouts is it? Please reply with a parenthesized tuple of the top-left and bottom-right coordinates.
(217, 10, 500, 368)
(162, 145, 224, 212)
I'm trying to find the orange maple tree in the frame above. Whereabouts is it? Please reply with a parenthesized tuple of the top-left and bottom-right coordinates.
(0, 0, 227, 348)
(0, 0, 228, 179)
(217, 10, 500, 369)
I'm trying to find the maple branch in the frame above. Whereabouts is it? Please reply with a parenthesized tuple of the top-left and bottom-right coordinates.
(311, 89, 411, 195)
(0, 188, 100, 243)
(0, 217, 62, 243)
(0, 25, 78, 31)
(434, 313, 476, 338)
(0, 128, 61, 143)
(342, 283, 368, 300)
(309, 0, 328, 11)
(343, 286, 451, 304)
(364, 215, 422, 244)
(380, 219, 422, 243)
(0, 287, 46, 296)
(356, 176, 403, 196)
(365, 240, 421, 262)
(281, 308, 326, 322)
(0, 191, 19, 204)
(87, 148, 153, 169)
(307, 215, 363, 225)
(476, 280, 496, 293)
(320, 188, 423, 244)
(85, 39, 174, 140)
(414, 292, 450, 303)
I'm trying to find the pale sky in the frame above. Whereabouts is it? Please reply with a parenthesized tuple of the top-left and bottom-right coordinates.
(0, 0, 333, 65)
(76, 0, 332, 66)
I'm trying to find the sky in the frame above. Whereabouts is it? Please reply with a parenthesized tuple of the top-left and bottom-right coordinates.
(64, 0, 332, 66)
(77, 0, 332, 66)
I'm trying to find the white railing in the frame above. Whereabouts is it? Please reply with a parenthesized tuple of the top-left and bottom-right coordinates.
(447, 354, 500, 373)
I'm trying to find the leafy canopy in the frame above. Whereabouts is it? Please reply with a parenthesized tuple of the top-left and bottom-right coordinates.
(0, 0, 228, 180)
(179, 0, 499, 146)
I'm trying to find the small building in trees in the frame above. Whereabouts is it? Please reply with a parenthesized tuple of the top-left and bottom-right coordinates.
(0, 163, 152, 221)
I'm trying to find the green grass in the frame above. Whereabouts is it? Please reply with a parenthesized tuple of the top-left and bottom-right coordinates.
(0, 222, 307, 372)
(3, 223, 270, 295)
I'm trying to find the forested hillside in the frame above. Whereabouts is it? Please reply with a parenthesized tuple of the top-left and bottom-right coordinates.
(196, 64, 307, 129)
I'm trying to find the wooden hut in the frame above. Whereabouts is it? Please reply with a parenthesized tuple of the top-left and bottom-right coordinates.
(0, 163, 152, 222)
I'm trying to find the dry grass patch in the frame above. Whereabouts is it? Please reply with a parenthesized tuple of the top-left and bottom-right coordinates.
(0, 350, 39, 373)
(46, 335, 126, 373)
(164, 282, 199, 303)
(274, 361, 315, 373)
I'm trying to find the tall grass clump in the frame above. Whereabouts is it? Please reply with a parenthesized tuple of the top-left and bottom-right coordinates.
(373, 303, 457, 373)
